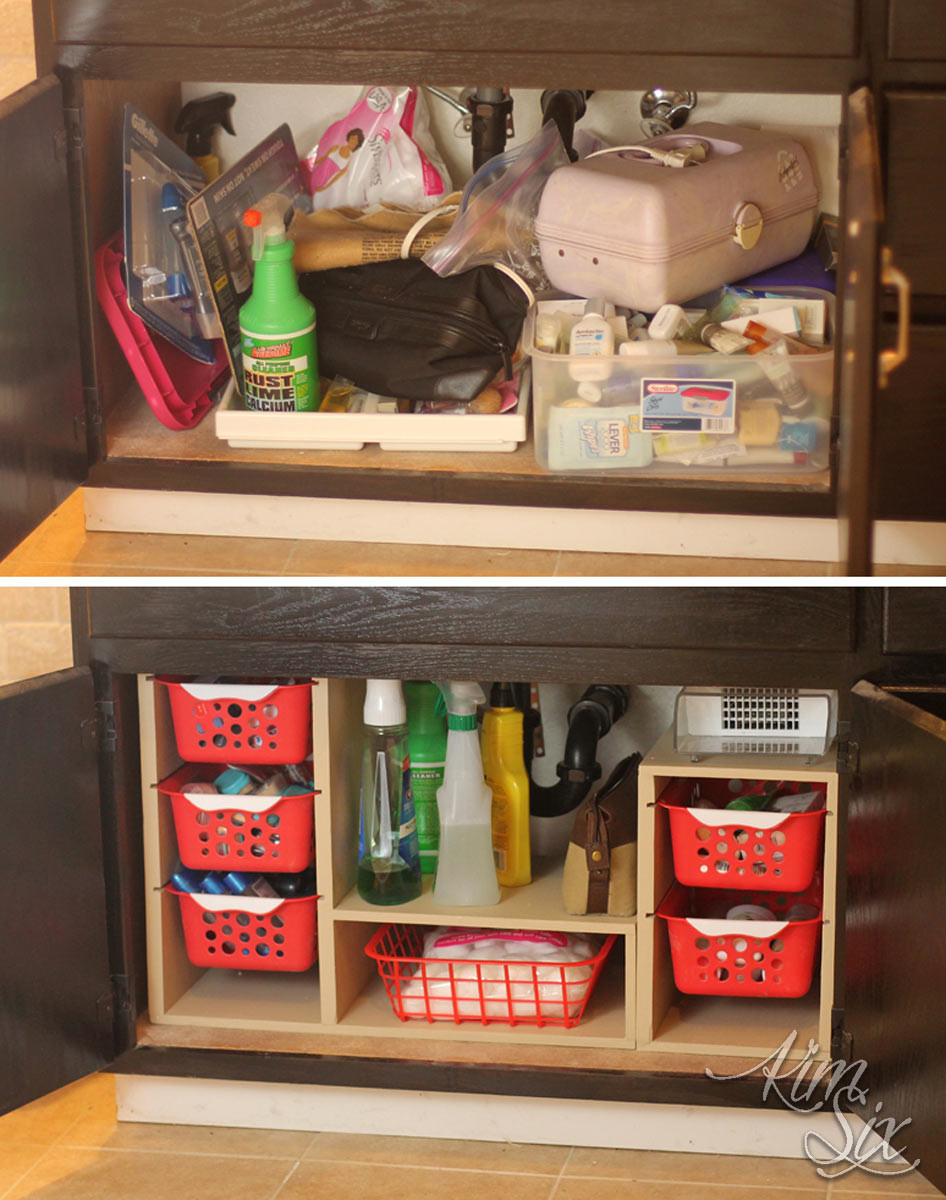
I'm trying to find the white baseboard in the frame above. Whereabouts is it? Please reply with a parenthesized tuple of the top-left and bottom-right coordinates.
(114, 1075, 889, 1165)
(83, 488, 946, 568)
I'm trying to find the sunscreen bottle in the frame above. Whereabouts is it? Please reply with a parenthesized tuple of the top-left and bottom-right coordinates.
(239, 193, 319, 412)
(568, 298, 614, 381)
(433, 682, 501, 907)
(481, 682, 531, 887)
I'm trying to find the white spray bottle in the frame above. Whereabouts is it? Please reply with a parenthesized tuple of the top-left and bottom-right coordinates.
(433, 681, 501, 907)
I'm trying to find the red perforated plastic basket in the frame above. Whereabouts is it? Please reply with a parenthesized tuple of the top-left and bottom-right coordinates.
(365, 925, 616, 1027)
(658, 776, 827, 892)
(158, 765, 315, 872)
(169, 888, 319, 971)
(657, 880, 822, 998)
(157, 677, 312, 764)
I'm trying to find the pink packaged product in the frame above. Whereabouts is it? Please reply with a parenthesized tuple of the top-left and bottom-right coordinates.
(95, 231, 228, 430)
(535, 123, 820, 313)
(304, 86, 450, 212)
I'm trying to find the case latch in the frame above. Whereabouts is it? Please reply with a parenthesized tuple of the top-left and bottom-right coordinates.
(733, 202, 763, 249)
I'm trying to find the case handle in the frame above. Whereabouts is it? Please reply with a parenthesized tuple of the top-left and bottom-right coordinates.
(878, 245, 911, 388)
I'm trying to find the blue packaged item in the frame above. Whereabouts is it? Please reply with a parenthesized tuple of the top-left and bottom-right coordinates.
(122, 105, 218, 363)
(221, 871, 279, 897)
(170, 866, 206, 893)
(200, 872, 229, 894)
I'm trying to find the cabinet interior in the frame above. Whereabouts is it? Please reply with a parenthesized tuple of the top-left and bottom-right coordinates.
(135, 675, 838, 1072)
(84, 79, 843, 495)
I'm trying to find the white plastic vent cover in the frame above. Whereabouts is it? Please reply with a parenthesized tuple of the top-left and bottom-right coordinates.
(673, 687, 837, 757)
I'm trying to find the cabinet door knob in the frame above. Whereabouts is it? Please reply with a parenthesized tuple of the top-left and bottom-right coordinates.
(878, 245, 911, 388)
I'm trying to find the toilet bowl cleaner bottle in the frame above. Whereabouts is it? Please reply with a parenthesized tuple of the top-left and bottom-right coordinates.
(482, 682, 531, 887)
(433, 682, 501, 907)
(239, 192, 318, 412)
(357, 680, 423, 905)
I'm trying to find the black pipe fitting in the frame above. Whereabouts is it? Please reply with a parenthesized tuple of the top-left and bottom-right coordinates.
(521, 683, 630, 818)
(468, 88, 515, 171)
(539, 89, 593, 162)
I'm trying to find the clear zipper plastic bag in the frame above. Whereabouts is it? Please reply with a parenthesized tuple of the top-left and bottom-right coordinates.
(423, 121, 570, 289)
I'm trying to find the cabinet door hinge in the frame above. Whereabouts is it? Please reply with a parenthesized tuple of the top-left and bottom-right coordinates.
(75, 387, 103, 443)
(81, 700, 117, 753)
(62, 105, 87, 165)
(831, 1006, 853, 1061)
(836, 722, 858, 774)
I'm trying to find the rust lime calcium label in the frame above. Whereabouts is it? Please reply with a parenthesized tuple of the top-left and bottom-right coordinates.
(241, 323, 318, 412)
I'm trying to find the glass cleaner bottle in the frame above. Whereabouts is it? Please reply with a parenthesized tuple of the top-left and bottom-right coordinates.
(357, 680, 422, 905)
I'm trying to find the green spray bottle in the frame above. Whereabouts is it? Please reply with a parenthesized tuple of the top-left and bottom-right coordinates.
(404, 681, 447, 876)
(239, 193, 318, 412)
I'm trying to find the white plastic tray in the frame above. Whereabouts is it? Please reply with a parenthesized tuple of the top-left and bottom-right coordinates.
(214, 369, 531, 453)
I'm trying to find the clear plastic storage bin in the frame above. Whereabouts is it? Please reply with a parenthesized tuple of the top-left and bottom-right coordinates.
(526, 288, 834, 475)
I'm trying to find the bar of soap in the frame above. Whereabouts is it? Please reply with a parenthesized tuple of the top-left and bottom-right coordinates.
(738, 405, 782, 446)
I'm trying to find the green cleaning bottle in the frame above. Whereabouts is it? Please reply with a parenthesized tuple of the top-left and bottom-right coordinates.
(404, 681, 447, 876)
(239, 192, 318, 412)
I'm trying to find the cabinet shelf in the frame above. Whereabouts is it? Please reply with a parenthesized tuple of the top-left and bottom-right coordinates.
(646, 988, 821, 1059)
(333, 855, 635, 933)
(335, 942, 631, 1048)
(159, 966, 321, 1032)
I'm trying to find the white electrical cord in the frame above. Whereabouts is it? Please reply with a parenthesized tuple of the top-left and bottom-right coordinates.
(489, 261, 536, 308)
(584, 141, 708, 168)
(400, 203, 460, 258)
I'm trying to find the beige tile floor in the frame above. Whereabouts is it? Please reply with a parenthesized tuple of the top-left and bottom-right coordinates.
(2, 1071, 942, 1200)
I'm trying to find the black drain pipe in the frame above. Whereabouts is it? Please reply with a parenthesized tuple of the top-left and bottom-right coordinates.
(515, 684, 629, 818)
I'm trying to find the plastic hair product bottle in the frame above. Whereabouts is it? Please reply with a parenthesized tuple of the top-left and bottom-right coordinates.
(239, 192, 319, 412)
(481, 682, 531, 887)
(433, 682, 501, 907)
(356, 680, 423, 905)
(404, 680, 447, 876)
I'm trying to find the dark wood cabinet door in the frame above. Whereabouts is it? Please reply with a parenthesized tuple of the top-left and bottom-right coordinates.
(836, 88, 883, 575)
(847, 680, 946, 1193)
(0, 76, 87, 559)
(883, 90, 946, 300)
(0, 668, 114, 1117)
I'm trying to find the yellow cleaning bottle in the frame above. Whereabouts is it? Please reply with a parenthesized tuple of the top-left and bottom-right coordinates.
(482, 682, 531, 887)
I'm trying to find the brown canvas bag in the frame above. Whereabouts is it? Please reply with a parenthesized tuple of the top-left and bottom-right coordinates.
(562, 753, 641, 916)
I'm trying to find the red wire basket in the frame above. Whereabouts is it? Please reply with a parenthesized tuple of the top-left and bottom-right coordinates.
(169, 888, 319, 972)
(157, 677, 312, 764)
(658, 776, 827, 892)
(365, 925, 617, 1027)
(657, 880, 822, 998)
(158, 765, 316, 872)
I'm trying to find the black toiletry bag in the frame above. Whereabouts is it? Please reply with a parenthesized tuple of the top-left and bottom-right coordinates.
(298, 258, 528, 404)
